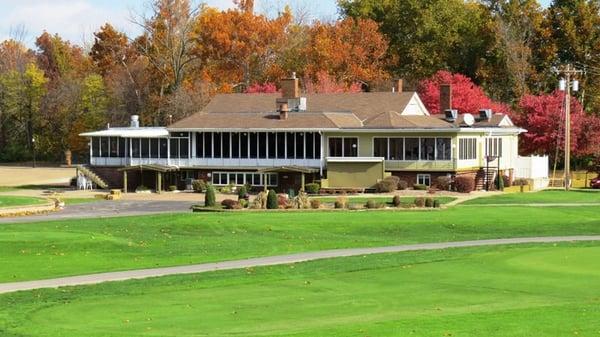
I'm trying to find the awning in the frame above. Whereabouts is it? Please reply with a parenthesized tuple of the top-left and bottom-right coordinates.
(118, 164, 180, 173)
(256, 166, 319, 174)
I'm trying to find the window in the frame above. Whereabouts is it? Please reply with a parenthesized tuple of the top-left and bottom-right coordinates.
(296, 133, 304, 159)
(436, 138, 451, 160)
(329, 137, 343, 157)
(305, 132, 314, 159)
(315, 133, 321, 158)
(276, 132, 286, 158)
(240, 133, 248, 158)
(211, 171, 278, 186)
(204, 132, 213, 158)
(231, 133, 240, 158)
(109, 137, 118, 157)
(159, 139, 168, 159)
(141, 139, 149, 158)
(389, 138, 403, 160)
(222, 132, 230, 158)
(249, 133, 258, 159)
(100, 137, 109, 157)
(213, 132, 222, 158)
(179, 138, 189, 158)
(374, 138, 388, 159)
(150, 139, 159, 158)
(344, 138, 358, 157)
(258, 132, 267, 159)
(92, 138, 100, 157)
(169, 132, 189, 159)
(485, 137, 502, 158)
(405, 138, 419, 160)
(268, 132, 277, 158)
(420, 138, 435, 160)
(193, 133, 206, 158)
(118, 138, 126, 157)
(132, 138, 140, 158)
(170, 138, 178, 158)
(417, 174, 431, 186)
(286, 132, 295, 159)
(459, 138, 477, 160)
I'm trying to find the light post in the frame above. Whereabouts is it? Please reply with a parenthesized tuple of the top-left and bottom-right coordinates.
(31, 137, 36, 168)
(558, 64, 582, 191)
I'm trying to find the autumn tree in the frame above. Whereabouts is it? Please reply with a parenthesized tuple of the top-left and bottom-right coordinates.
(301, 18, 390, 89)
(417, 70, 513, 115)
(304, 71, 362, 93)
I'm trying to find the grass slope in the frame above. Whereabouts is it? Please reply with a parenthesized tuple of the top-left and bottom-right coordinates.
(0, 195, 45, 208)
(312, 196, 455, 205)
(2, 205, 600, 282)
(1, 243, 599, 337)
(462, 189, 600, 204)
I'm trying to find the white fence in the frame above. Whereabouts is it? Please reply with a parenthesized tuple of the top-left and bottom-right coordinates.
(515, 155, 549, 190)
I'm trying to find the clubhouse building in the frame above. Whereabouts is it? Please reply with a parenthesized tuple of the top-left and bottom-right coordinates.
(80, 76, 528, 192)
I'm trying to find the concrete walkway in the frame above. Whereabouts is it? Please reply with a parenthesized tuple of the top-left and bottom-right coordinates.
(1, 235, 598, 294)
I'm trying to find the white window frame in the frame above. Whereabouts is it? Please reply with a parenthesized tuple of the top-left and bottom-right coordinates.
(417, 174, 431, 186)
(211, 171, 278, 186)
(328, 136, 359, 157)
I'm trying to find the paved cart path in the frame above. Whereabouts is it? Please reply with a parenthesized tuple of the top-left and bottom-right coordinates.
(1, 235, 599, 294)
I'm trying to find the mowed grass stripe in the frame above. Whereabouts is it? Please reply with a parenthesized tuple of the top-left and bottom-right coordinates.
(0, 195, 46, 208)
(2, 205, 600, 282)
(1, 243, 599, 337)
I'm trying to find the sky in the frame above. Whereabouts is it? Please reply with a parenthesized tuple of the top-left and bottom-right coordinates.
(0, 0, 551, 49)
(0, 0, 339, 48)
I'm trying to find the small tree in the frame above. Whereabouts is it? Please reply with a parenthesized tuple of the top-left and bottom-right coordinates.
(237, 185, 248, 200)
(266, 189, 278, 209)
(205, 184, 216, 207)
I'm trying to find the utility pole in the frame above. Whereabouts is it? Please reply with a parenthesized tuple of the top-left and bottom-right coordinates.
(558, 64, 582, 191)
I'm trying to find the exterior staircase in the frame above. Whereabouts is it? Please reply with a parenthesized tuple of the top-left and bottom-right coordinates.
(475, 167, 498, 191)
(77, 165, 109, 189)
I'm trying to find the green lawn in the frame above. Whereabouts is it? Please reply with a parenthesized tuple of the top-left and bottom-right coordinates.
(2, 205, 600, 282)
(62, 197, 102, 205)
(311, 195, 456, 205)
(0, 195, 45, 208)
(462, 189, 600, 205)
(1, 242, 599, 337)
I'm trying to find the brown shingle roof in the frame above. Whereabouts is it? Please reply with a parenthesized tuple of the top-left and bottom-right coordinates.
(170, 112, 347, 130)
(432, 113, 514, 128)
(364, 111, 454, 129)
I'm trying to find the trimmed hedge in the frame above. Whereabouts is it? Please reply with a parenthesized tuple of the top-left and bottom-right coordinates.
(455, 176, 475, 193)
(205, 185, 216, 207)
(267, 189, 278, 209)
(413, 184, 427, 190)
(305, 183, 320, 194)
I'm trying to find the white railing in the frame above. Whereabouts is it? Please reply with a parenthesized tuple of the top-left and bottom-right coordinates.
(90, 157, 321, 168)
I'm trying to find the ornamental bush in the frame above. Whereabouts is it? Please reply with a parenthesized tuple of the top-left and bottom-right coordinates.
(192, 179, 207, 192)
(414, 197, 425, 207)
(392, 195, 402, 207)
(376, 177, 398, 193)
(221, 199, 241, 209)
(455, 176, 475, 193)
(398, 180, 408, 190)
(205, 184, 216, 207)
(310, 199, 321, 209)
(413, 184, 427, 190)
(304, 183, 321, 194)
(334, 195, 348, 209)
(267, 189, 278, 209)
(425, 197, 434, 208)
(237, 185, 249, 200)
(435, 176, 451, 190)
(433, 200, 441, 208)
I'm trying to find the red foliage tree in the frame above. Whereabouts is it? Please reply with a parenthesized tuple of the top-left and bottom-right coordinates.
(304, 71, 362, 94)
(417, 70, 512, 115)
(245, 82, 278, 93)
(515, 90, 600, 158)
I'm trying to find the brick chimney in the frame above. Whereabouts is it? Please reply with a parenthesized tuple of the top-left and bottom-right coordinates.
(281, 72, 299, 99)
(439, 84, 452, 112)
(279, 102, 289, 120)
(393, 79, 403, 93)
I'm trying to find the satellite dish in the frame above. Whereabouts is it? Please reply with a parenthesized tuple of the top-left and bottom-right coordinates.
(463, 113, 475, 126)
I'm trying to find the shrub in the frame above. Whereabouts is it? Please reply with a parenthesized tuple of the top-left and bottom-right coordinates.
(496, 174, 505, 191)
(435, 176, 451, 190)
(414, 197, 425, 207)
(392, 195, 402, 207)
(290, 192, 310, 209)
(237, 185, 249, 200)
(310, 199, 321, 209)
(413, 184, 427, 190)
(455, 176, 475, 193)
(425, 197, 434, 208)
(375, 177, 398, 193)
(267, 189, 278, 209)
(502, 175, 512, 187)
(205, 184, 216, 207)
(365, 199, 384, 209)
(221, 199, 241, 209)
(433, 200, 441, 208)
(239, 199, 249, 208)
(251, 191, 268, 209)
(398, 180, 408, 190)
(192, 179, 207, 192)
(168, 185, 178, 191)
(305, 183, 320, 194)
(334, 195, 347, 209)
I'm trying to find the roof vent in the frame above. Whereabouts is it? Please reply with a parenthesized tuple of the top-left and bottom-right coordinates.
(130, 115, 140, 128)
(444, 109, 458, 122)
(479, 109, 492, 121)
(279, 102, 289, 120)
